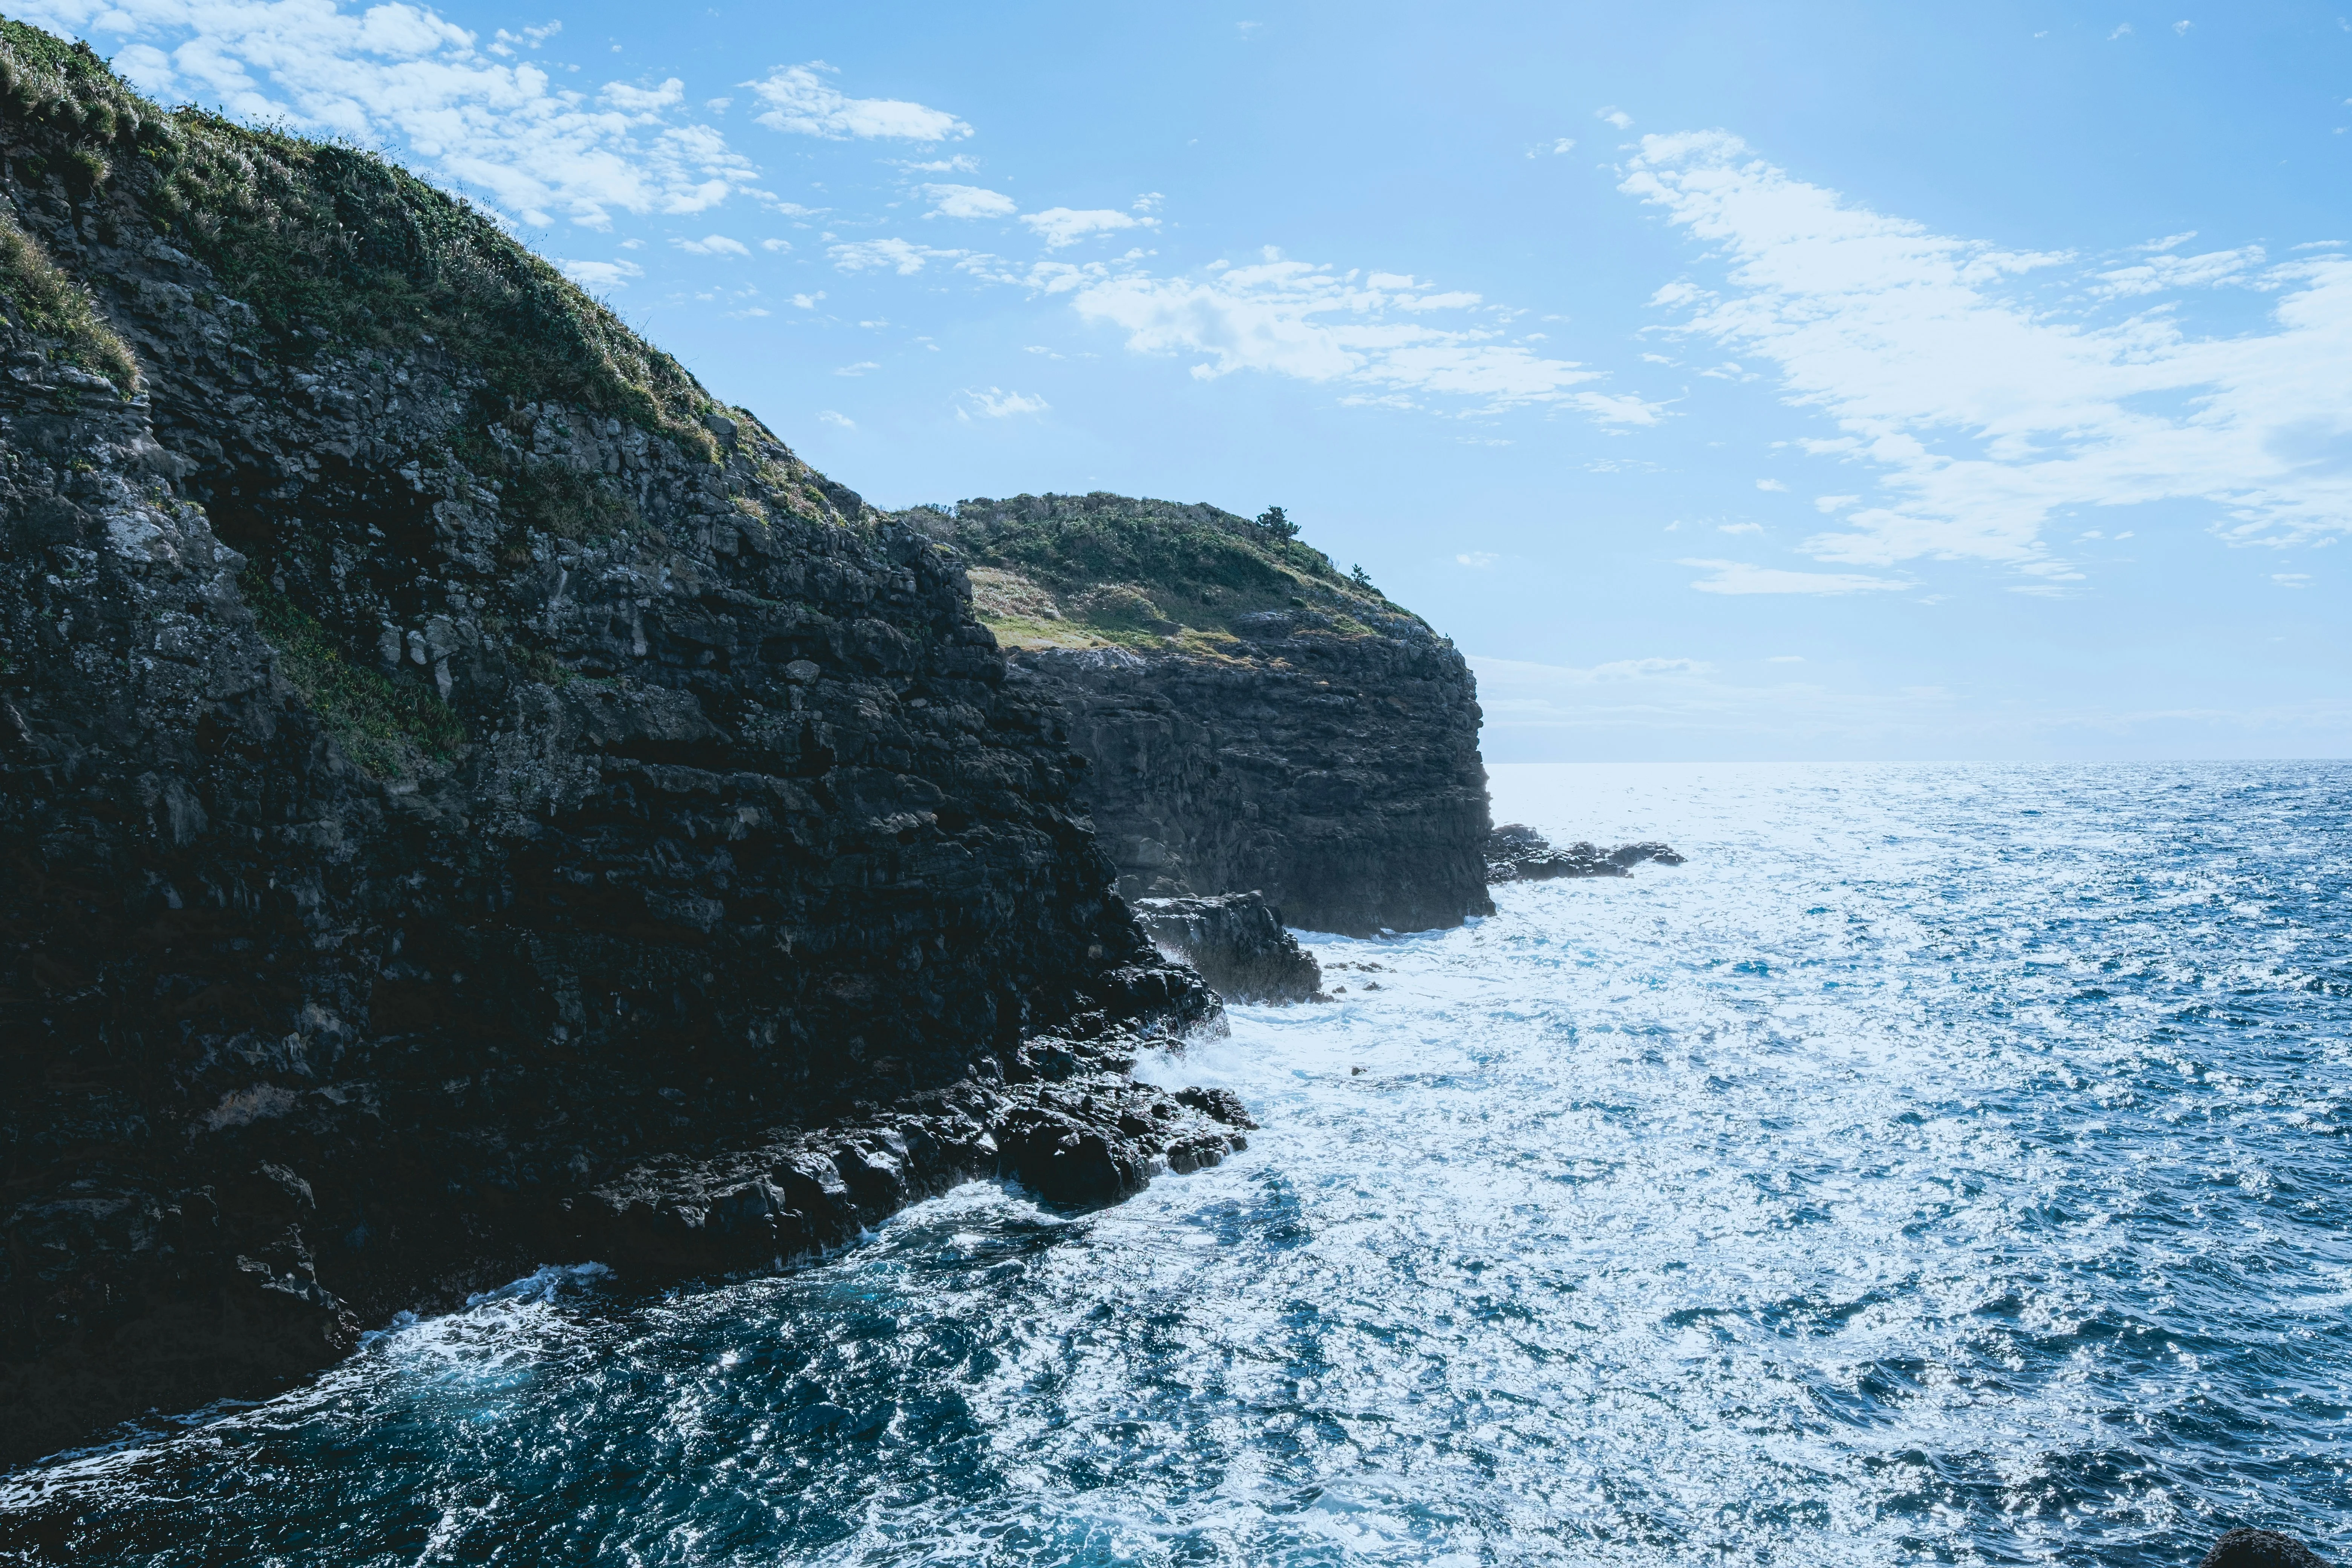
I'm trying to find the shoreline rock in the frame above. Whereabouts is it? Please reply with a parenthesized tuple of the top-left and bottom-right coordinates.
(1133, 891, 1324, 1004)
(1486, 823, 1685, 883)
(0, 26, 1237, 1468)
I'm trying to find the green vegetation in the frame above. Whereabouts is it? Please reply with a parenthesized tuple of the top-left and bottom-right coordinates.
(0, 15, 721, 459)
(242, 571, 465, 776)
(505, 458, 642, 540)
(0, 205, 138, 392)
(936, 493, 1412, 654)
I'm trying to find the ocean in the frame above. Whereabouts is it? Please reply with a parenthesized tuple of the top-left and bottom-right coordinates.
(5, 762, 2347, 1566)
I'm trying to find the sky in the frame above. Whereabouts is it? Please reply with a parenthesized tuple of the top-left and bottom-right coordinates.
(17, 0, 2352, 760)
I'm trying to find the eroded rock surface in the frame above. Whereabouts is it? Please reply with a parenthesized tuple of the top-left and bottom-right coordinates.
(916, 493, 1494, 938)
(1133, 891, 1323, 1004)
(0, 26, 1225, 1465)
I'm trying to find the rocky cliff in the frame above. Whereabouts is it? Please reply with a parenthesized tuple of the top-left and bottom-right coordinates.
(0, 21, 1240, 1466)
(915, 493, 1494, 937)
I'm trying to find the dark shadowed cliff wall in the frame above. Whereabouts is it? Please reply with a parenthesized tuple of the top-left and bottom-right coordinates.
(0, 21, 1232, 1465)
(921, 494, 1494, 937)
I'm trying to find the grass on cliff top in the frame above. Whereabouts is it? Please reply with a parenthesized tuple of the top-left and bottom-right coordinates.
(0, 203, 138, 392)
(0, 14, 721, 460)
(242, 571, 465, 777)
(925, 493, 1416, 654)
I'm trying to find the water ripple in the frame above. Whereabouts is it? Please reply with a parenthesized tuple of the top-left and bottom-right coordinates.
(3, 762, 2346, 1566)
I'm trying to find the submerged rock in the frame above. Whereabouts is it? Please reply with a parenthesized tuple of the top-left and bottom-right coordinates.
(1486, 823, 1685, 883)
(1133, 891, 1323, 1004)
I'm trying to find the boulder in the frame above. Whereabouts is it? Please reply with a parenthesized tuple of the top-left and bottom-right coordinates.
(1134, 891, 1324, 1003)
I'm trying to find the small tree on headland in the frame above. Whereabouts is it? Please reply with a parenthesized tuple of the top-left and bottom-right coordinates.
(1350, 564, 1375, 589)
(1255, 505, 1298, 540)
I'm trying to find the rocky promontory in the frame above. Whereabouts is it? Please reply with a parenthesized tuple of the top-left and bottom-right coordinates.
(0, 22, 1240, 1465)
(911, 493, 1495, 938)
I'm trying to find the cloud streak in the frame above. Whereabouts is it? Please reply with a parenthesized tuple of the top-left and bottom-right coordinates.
(1623, 131, 2352, 574)
(1071, 253, 1661, 420)
(1680, 559, 1913, 595)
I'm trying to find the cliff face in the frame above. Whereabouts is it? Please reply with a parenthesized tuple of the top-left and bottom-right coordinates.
(0, 24, 1232, 1464)
(921, 494, 1494, 937)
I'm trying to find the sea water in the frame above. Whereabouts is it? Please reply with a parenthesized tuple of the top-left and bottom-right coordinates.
(4, 762, 2348, 1566)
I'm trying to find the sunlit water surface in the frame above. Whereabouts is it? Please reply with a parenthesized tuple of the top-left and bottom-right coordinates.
(5, 763, 2349, 1566)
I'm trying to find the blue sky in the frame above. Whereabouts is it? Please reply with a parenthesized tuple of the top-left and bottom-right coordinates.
(21, 0, 2352, 760)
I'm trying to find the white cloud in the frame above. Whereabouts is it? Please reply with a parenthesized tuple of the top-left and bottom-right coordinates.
(674, 233, 749, 256)
(1597, 106, 1632, 129)
(1070, 254, 1661, 420)
(1456, 551, 1499, 568)
(2090, 245, 2262, 297)
(761, 237, 791, 252)
(830, 237, 962, 274)
(2110, 23, 2134, 38)
(2272, 572, 2311, 586)
(1022, 207, 1158, 248)
(559, 257, 643, 289)
(1623, 131, 2352, 571)
(745, 63, 969, 141)
(790, 291, 825, 308)
(957, 386, 1049, 418)
(1718, 522, 1763, 535)
(488, 20, 557, 57)
(1755, 478, 1788, 491)
(1681, 558, 1914, 594)
(898, 154, 979, 174)
(834, 361, 879, 377)
(923, 183, 1018, 219)
(603, 78, 683, 113)
(819, 409, 855, 429)
(1815, 495, 1860, 512)
(1767, 654, 1805, 662)
(1528, 137, 1576, 157)
(25, 0, 765, 229)
(2173, 18, 2191, 33)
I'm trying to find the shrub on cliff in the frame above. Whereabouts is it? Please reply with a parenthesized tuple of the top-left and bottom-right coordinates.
(0, 16, 718, 459)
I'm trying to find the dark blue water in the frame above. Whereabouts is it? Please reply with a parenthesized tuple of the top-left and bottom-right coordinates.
(5, 763, 2347, 1566)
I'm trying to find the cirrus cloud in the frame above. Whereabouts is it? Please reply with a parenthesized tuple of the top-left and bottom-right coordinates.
(1680, 558, 1914, 595)
(1070, 252, 1661, 421)
(1623, 130, 2352, 577)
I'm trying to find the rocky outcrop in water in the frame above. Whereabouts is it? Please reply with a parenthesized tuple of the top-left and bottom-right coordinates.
(919, 494, 1495, 938)
(0, 24, 1233, 1467)
(2202, 1530, 2328, 1568)
(1486, 823, 1684, 883)
(1133, 892, 1323, 1004)
(575, 1032, 1254, 1278)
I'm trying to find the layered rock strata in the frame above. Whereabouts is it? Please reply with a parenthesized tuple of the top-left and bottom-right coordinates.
(923, 493, 1495, 938)
(0, 25, 1229, 1467)
(1133, 893, 1323, 1004)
